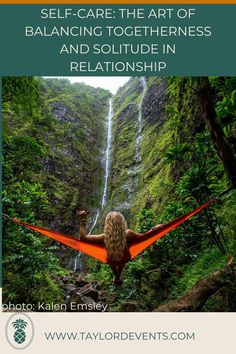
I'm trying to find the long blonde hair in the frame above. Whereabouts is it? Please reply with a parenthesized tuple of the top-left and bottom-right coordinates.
(104, 211, 127, 262)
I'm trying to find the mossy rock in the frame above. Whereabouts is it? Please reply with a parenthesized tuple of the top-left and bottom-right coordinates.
(148, 270, 162, 285)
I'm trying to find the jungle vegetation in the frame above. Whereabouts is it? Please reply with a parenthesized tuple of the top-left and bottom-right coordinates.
(2, 76, 236, 311)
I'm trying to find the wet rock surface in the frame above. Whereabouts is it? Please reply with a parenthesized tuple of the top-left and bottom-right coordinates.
(49, 101, 78, 123)
(142, 78, 168, 126)
(52, 273, 109, 312)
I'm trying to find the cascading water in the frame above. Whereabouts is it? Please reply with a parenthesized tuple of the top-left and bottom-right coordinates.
(88, 212, 100, 234)
(73, 251, 83, 272)
(134, 77, 148, 164)
(101, 98, 113, 209)
(74, 99, 113, 271)
(116, 77, 148, 211)
(89, 98, 113, 232)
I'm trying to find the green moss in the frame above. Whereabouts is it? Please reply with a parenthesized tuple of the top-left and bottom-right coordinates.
(169, 246, 228, 299)
(30, 273, 64, 304)
(4, 76, 235, 311)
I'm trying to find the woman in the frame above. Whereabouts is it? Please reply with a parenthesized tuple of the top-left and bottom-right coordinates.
(79, 210, 163, 285)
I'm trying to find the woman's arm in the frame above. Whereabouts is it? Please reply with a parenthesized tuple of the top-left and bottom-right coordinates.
(126, 229, 143, 241)
(126, 224, 164, 242)
(78, 210, 104, 244)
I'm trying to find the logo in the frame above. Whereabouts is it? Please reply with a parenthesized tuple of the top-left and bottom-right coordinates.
(5, 313, 34, 350)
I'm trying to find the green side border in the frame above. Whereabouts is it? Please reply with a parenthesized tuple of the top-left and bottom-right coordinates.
(0, 77, 2, 288)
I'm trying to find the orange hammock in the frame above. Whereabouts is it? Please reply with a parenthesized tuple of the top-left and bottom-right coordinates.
(3, 201, 210, 264)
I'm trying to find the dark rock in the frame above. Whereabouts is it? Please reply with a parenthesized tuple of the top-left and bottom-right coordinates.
(49, 101, 78, 124)
(121, 301, 139, 312)
(67, 292, 96, 312)
(142, 78, 168, 125)
(63, 276, 74, 284)
(93, 282, 102, 291)
(67, 290, 107, 312)
(59, 281, 66, 288)
(78, 284, 99, 301)
(75, 277, 88, 288)
(117, 103, 135, 124)
(65, 284, 79, 294)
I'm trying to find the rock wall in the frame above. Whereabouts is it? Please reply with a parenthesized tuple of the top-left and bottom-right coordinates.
(110, 77, 169, 226)
(39, 78, 111, 234)
(109, 77, 206, 229)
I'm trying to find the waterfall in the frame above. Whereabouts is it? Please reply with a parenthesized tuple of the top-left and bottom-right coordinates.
(101, 98, 113, 208)
(74, 99, 113, 271)
(89, 98, 113, 233)
(88, 211, 100, 234)
(135, 77, 148, 164)
(73, 252, 83, 272)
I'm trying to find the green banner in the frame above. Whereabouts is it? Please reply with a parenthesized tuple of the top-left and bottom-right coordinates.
(0, 4, 236, 76)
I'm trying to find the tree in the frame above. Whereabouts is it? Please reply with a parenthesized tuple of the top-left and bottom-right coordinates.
(2, 77, 40, 115)
(196, 77, 236, 187)
(154, 257, 234, 312)
(163, 143, 191, 177)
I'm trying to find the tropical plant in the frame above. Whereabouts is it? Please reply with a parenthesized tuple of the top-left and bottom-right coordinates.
(163, 143, 191, 165)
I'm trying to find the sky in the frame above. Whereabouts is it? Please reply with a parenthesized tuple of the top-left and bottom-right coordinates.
(44, 76, 130, 94)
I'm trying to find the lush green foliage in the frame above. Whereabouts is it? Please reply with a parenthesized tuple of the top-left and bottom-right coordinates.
(2, 76, 236, 311)
(86, 76, 236, 311)
(2, 77, 110, 305)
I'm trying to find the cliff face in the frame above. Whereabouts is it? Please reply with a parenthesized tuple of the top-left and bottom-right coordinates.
(39, 77, 207, 232)
(109, 77, 206, 228)
(38, 78, 111, 233)
(109, 77, 170, 226)
(3, 76, 205, 231)
(3, 77, 112, 271)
